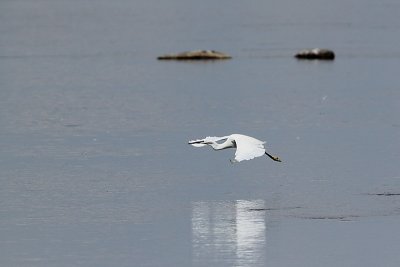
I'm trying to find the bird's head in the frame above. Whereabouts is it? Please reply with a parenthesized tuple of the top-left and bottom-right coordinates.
(202, 141, 213, 145)
(189, 140, 209, 147)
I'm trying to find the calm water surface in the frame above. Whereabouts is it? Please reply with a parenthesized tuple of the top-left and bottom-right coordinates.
(1, 0, 400, 266)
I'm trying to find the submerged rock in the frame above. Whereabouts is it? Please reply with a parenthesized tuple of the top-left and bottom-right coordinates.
(157, 50, 232, 60)
(295, 48, 335, 60)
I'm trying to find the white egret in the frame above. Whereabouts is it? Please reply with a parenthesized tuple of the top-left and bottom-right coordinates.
(188, 134, 282, 163)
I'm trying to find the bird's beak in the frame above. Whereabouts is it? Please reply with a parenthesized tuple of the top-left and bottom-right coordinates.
(189, 140, 204, 145)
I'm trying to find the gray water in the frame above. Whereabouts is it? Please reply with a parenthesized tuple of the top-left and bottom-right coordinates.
(1, 0, 400, 266)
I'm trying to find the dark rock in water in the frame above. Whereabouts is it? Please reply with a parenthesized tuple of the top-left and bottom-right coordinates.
(157, 50, 232, 60)
(295, 48, 335, 60)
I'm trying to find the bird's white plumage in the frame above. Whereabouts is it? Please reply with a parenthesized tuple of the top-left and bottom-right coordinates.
(231, 134, 266, 162)
(189, 134, 268, 162)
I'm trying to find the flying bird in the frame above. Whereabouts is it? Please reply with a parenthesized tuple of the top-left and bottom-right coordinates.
(188, 134, 282, 163)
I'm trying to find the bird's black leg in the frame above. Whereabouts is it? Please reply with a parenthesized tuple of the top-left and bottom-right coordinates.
(265, 152, 282, 162)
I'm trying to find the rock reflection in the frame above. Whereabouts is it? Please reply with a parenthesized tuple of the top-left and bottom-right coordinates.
(192, 200, 266, 266)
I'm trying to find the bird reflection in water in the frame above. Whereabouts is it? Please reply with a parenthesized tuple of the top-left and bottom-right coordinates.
(191, 200, 266, 266)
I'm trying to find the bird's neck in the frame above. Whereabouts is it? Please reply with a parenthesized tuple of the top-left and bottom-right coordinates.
(209, 141, 231, 150)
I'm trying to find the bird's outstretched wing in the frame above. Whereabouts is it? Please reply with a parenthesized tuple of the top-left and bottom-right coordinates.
(233, 134, 266, 162)
(188, 136, 229, 147)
